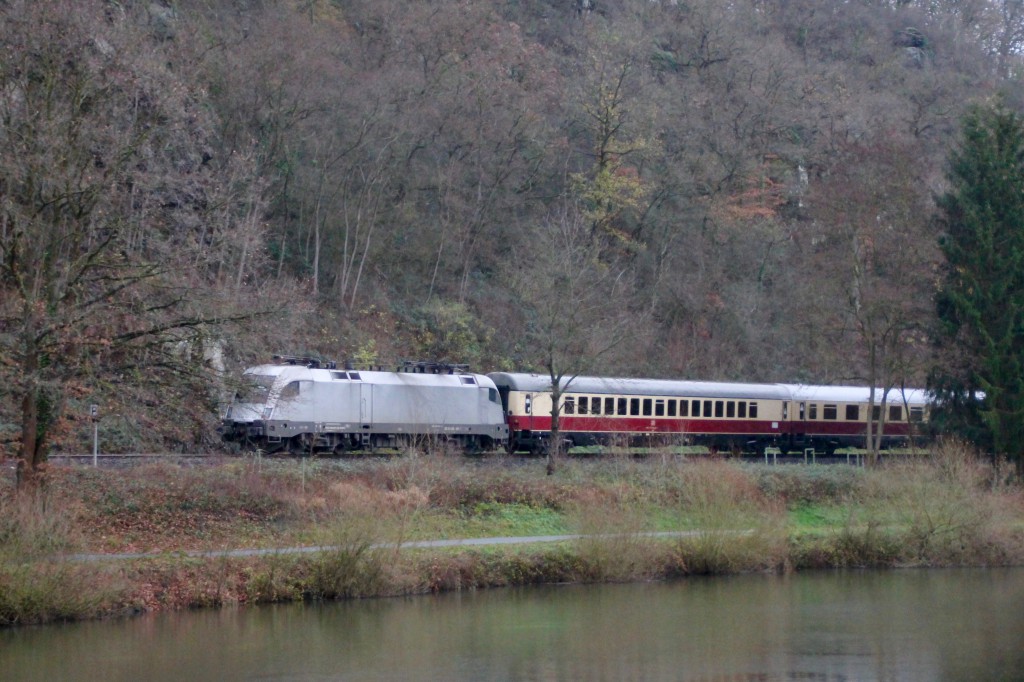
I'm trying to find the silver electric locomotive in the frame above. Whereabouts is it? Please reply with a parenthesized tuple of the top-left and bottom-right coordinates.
(222, 357, 508, 453)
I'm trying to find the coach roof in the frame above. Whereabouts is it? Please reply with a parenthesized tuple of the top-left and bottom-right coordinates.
(487, 372, 792, 401)
(488, 373, 931, 405)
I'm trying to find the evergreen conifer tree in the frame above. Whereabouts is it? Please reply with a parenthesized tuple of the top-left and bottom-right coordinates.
(936, 100, 1024, 474)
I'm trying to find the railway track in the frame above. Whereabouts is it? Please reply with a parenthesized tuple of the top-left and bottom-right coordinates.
(43, 453, 219, 468)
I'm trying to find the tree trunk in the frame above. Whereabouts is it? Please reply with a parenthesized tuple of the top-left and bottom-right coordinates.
(18, 346, 45, 488)
(547, 385, 561, 476)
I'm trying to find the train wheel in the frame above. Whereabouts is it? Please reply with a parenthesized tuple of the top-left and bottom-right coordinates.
(287, 436, 310, 456)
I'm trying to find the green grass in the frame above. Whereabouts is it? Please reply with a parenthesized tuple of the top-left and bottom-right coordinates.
(789, 504, 853, 531)
(461, 502, 569, 536)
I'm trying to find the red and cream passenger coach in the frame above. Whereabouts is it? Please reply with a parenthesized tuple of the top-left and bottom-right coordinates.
(488, 372, 929, 454)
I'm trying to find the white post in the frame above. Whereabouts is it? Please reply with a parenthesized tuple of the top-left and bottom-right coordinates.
(90, 403, 99, 466)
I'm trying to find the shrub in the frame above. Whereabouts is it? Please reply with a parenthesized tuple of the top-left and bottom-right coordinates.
(859, 441, 1024, 565)
(667, 461, 788, 574)
(306, 515, 388, 599)
(751, 464, 863, 505)
(0, 563, 123, 626)
(568, 500, 665, 582)
(0, 488, 124, 625)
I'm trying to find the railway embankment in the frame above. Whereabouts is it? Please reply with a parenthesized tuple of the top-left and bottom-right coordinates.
(2, 443, 1023, 626)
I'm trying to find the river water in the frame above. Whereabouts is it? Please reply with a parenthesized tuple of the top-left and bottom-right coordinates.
(3, 568, 1023, 681)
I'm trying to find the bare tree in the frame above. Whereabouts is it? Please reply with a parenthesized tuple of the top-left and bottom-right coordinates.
(803, 135, 938, 461)
(507, 201, 640, 474)
(0, 1, 265, 483)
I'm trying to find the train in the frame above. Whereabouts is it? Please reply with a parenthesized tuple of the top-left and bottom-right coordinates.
(221, 356, 930, 455)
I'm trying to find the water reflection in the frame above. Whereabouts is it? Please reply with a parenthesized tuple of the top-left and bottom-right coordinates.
(3, 569, 1024, 681)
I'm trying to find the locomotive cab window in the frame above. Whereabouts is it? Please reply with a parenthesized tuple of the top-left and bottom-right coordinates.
(460, 376, 477, 385)
(280, 381, 301, 399)
(238, 375, 274, 401)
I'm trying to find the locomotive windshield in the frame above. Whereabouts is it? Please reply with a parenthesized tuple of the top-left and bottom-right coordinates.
(236, 374, 275, 402)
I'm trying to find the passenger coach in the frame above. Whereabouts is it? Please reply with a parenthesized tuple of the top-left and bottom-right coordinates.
(488, 372, 929, 454)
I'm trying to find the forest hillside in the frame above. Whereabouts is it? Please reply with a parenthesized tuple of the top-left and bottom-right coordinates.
(2, 0, 1022, 454)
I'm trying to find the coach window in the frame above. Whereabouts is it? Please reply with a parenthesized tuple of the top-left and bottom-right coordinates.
(679, 400, 688, 417)
(606, 397, 616, 415)
(564, 397, 575, 415)
(749, 402, 758, 418)
(643, 399, 653, 416)
(872, 405, 882, 421)
(824, 404, 837, 420)
(738, 402, 747, 418)
(667, 400, 676, 417)
(726, 401, 735, 418)
(846, 405, 859, 420)
(579, 397, 589, 414)
(654, 399, 664, 417)
(889, 405, 903, 422)
(618, 398, 628, 416)
(809, 404, 818, 420)
(704, 400, 713, 417)
(714, 401, 724, 418)
(691, 400, 700, 417)
(910, 406, 925, 422)
(590, 397, 601, 415)
(630, 398, 641, 416)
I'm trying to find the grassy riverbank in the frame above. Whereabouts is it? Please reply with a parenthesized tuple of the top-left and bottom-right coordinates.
(2, 443, 1023, 626)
